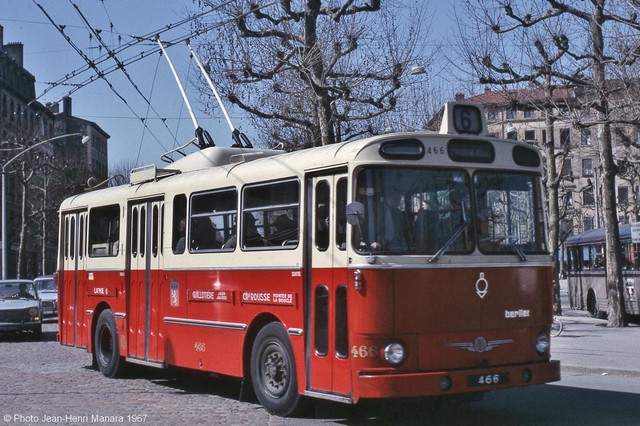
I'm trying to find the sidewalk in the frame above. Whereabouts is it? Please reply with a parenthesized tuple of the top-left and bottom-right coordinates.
(551, 283, 640, 377)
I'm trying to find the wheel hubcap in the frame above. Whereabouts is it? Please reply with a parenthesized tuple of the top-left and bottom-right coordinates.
(261, 342, 289, 398)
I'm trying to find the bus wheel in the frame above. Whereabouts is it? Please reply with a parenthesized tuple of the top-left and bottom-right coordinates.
(250, 322, 302, 416)
(95, 309, 125, 378)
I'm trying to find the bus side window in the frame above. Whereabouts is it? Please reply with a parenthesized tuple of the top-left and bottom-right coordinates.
(172, 195, 187, 254)
(242, 180, 299, 249)
(190, 189, 237, 252)
(315, 181, 330, 251)
(88, 204, 120, 257)
(336, 178, 347, 251)
(593, 244, 605, 270)
(581, 246, 591, 270)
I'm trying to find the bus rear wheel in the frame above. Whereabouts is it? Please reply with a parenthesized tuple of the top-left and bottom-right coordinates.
(586, 291, 604, 319)
(95, 309, 125, 378)
(250, 322, 302, 416)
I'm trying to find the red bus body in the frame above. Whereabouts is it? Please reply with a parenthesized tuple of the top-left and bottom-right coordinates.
(57, 103, 560, 415)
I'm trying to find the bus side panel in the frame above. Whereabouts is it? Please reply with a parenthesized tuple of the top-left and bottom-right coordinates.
(149, 268, 163, 362)
(81, 270, 125, 355)
(161, 268, 304, 378)
(76, 270, 88, 349)
(164, 323, 244, 373)
(59, 269, 74, 347)
(627, 274, 640, 315)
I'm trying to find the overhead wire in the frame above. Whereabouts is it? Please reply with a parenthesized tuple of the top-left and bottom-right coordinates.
(136, 54, 163, 166)
(30, 0, 236, 106)
(70, 0, 179, 147)
(31, 0, 278, 155)
(35, 1, 171, 153)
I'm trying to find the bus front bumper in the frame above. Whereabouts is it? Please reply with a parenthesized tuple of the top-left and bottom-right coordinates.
(355, 360, 560, 400)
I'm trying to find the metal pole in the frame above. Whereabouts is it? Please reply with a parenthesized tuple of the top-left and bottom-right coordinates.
(186, 41, 235, 134)
(1, 133, 80, 279)
(156, 37, 199, 131)
(2, 169, 6, 280)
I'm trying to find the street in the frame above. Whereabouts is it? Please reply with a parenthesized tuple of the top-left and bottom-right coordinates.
(1, 319, 639, 426)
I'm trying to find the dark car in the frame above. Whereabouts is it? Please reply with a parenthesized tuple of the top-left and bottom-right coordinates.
(33, 275, 57, 320)
(0, 280, 42, 339)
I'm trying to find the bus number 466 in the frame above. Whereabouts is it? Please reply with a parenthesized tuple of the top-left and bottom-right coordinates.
(351, 345, 379, 359)
(469, 373, 508, 387)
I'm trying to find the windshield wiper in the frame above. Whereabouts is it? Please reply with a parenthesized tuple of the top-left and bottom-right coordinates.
(429, 202, 469, 263)
(507, 241, 528, 261)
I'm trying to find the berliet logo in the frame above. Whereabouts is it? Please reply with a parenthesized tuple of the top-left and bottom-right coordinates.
(446, 337, 514, 353)
(475, 272, 488, 299)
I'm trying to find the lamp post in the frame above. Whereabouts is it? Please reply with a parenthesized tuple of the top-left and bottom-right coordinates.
(1, 133, 80, 279)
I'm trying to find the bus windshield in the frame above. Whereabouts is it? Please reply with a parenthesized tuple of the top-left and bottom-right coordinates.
(353, 167, 547, 256)
(474, 171, 547, 256)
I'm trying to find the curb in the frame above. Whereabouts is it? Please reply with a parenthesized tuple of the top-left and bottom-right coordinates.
(561, 364, 640, 378)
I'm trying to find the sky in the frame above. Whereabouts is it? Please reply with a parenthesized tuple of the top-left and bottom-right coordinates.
(0, 1, 458, 171)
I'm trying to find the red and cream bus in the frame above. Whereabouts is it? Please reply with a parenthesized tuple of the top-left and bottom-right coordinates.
(57, 102, 560, 416)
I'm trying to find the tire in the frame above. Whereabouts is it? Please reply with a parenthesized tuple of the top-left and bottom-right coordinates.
(94, 309, 125, 378)
(586, 291, 600, 319)
(33, 324, 42, 340)
(250, 322, 302, 416)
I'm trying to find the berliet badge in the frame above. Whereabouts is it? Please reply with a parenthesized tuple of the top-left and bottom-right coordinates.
(446, 337, 513, 353)
(475, 272, 488, 299)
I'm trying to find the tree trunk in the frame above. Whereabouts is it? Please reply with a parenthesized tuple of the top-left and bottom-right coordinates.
(304, 0, 336, 146)
(543, 102, 562, 315)
(589, 8, 626, 326)
(17, 177, 28, 279)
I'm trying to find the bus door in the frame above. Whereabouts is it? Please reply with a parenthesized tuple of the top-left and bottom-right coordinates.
(127, 199, 163, 362)
(306, 173, 351, 397)
(60, 211, 87, 347)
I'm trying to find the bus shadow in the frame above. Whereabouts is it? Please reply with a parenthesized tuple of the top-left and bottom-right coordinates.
(315, 384, 640, 425)
(78, 360, 640, 424)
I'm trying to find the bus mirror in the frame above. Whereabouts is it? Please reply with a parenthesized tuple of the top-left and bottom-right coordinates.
(346, 202, 366, 226)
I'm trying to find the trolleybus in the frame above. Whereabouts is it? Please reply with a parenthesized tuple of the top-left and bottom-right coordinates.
(566, 224, 640, 318)
(57, 102, 560, 416)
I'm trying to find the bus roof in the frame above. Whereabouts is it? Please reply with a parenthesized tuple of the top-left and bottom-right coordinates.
(59, 128, 540, 212)
(565, 223, 632, 246)
(59, 102, 541, 213)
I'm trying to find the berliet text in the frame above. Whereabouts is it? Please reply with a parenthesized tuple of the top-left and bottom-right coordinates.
(504, 309, 530, 318)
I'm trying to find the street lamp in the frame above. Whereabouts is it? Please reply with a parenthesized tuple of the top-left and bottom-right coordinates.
(1, 133, 81, 279)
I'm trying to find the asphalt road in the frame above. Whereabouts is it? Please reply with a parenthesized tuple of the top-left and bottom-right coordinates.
(1, 322, 639, 426)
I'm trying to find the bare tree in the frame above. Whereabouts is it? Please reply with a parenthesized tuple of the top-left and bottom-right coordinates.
(193, 0, 432, 148)
(457, 0, 580, 317)
(458, 0, 640, 326)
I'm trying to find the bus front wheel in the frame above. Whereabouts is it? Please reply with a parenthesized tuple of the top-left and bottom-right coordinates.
(250, 322, 302, 416)
(94, 309, 125, 378)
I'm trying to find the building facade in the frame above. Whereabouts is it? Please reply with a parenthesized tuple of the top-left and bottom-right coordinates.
(462, 87, 640, 238)
(0, 24, 110, 277)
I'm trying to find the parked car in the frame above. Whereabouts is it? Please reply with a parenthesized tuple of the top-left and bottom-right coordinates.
(0, 279, 42, 339)
(33, 275, 57, 320)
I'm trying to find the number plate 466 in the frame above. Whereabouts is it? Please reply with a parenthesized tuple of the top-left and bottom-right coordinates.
(467, 372, 509, 387)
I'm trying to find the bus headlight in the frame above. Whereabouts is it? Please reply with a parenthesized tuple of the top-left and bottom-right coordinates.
(383, 342, 406, 366)
(535, 333, 549, 355)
